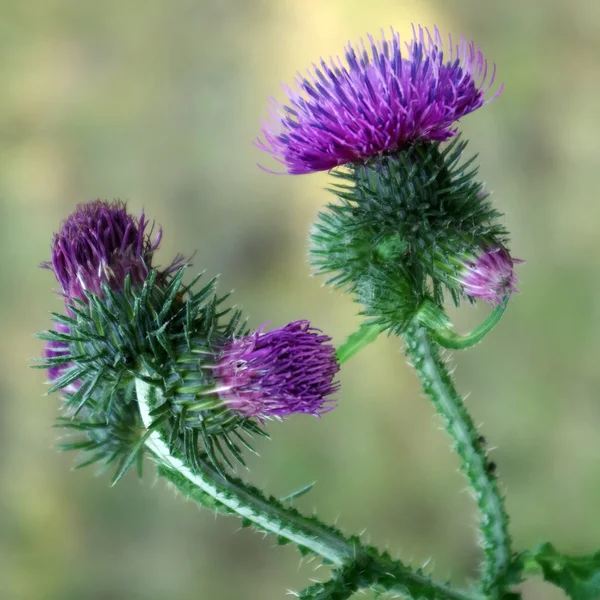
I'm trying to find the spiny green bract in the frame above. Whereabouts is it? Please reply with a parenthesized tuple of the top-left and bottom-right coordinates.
(311, 138, 507, 332)
(54, 383, 144, 475)
(37, 266, 262, 479)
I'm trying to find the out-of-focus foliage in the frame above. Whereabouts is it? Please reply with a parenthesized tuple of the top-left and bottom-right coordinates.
(2, 1, 599, 599)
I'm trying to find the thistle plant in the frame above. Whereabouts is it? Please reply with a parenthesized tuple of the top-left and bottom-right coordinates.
(35, 26, 600, 600)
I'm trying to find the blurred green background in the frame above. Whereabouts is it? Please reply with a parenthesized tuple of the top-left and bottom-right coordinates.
(2, 1, 599, 598)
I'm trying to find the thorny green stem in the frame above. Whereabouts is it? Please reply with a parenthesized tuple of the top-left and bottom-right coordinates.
(135, 377, 482, 600)
(403, 323, 512, 598)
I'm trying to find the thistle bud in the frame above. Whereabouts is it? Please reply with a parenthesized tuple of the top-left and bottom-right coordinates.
(216, 320, 339, 419)
(170, 321, 339, 438)
(45, 200, 161, 305)
(459, 246, 523, 307)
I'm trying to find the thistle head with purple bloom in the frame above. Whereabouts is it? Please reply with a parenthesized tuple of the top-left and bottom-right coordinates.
(45, 200, 161, 306)
(215, 320, 339, 420)
(257, 25, 502, 174)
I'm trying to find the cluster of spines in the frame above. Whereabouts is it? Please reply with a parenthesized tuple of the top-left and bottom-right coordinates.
(37, 266, 266, 478)
(294, 561, 366, 599)
(54, 384, 143, 475)
(147, 375, 268, 475)
(311, 137, 508, 331)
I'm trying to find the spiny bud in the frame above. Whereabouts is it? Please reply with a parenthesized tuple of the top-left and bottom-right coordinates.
(458, 246, 523, 307)
(216, 320, 339, 419)
(44, 200, 161, 305)
(170, 321, 339, 435)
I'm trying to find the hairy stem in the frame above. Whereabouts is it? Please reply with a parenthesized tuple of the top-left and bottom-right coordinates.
(403, 324, 512, 597)
(135, 377, 481, 600)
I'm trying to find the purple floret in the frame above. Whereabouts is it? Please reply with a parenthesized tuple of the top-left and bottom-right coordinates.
(215, 320, 340, 419)
(460, 246, 523, 307)
(44, 200, 161, 305)
(257, 25, 502, 174)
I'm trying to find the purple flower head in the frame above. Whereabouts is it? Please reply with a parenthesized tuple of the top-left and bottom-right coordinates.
(459, 246, 523, 307)
(45, 200, 161, 305)
(44, 322, 80, 394)
(215, 320, 339, 420)
(257, 25, 502, 174)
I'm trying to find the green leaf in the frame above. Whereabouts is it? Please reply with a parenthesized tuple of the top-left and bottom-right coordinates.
(528, 542, 600, 599)
(336, 322, 384, 364)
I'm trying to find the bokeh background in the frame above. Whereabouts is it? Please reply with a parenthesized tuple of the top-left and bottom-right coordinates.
(2, 1, 599, 598)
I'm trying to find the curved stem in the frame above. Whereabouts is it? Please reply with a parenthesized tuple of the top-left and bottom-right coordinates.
(136, 378, 349, 562)
(403, 324, 512, 598)
(135, 377, 481, 600)
(428, 301, 507, 350)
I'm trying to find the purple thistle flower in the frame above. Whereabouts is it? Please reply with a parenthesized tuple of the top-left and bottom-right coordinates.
(257, 25, 502, 174)
(215, 320, 339, 420)
(459, 246, 523, 307)
(44, 322, 80, 394)
(44, 200, 161, 305)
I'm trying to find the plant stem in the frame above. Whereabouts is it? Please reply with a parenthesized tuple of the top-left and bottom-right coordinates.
(136, 378, 349, 562)
(428, 302, 508, 350)
(135, 377, 481, 600)
(403, 323, 512, 598)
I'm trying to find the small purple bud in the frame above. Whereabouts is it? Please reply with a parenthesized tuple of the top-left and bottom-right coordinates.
(215, 320, 339, 420)
(459, 246, 523, 307)
(44, 200, 161, 305)
(44, 322, 80, 394)
(257, 25, 502, 174)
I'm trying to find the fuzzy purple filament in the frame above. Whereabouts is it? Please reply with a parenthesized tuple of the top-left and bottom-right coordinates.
(460, 247, 523, 307)
(257, 25, 502, 174)
(215, 320, 340, 419)
(45, 200, 161, 305)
